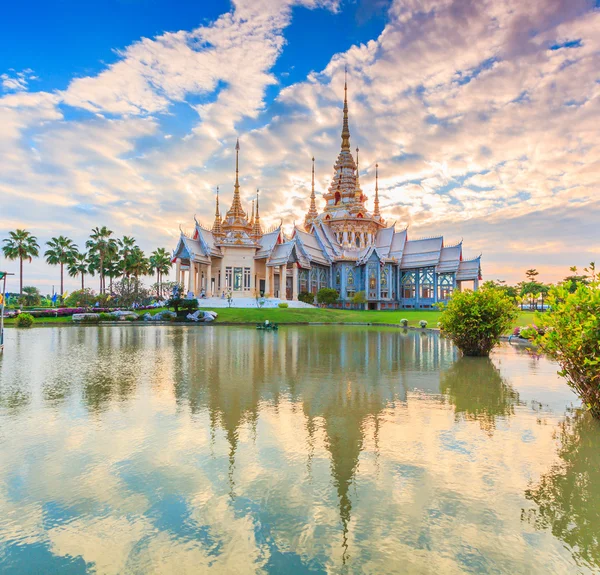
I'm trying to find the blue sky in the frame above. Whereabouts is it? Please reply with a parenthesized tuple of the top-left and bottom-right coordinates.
(1, 0, 599, 290)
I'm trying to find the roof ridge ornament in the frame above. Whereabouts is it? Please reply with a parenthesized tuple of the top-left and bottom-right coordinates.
(341, 66, 351, 152)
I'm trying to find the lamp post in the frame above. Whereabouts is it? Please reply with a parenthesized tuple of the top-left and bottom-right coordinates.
(0, 272, 14, 352)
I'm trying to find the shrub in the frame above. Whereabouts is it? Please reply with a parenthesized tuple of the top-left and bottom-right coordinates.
(65, 289, 111, 308)
(519, 324, 544, 340)
(400, 318, 408, 327)
(437, 286, 518, 357)
(351, 291, 367, 306)
(180, 299, 199, 311)
(79, 314, 100, 324)
(535, 263, 600, 418)
(317, 288, 339, 306)
(278, 302, 289, 308)
(98, 313, 114, 322)
(18, 287, 41, 307)
(126, 315, 138, 322)
(15, 313, 34, 328)
(419, 320, 428, 328)
(298, 291, 314, 305)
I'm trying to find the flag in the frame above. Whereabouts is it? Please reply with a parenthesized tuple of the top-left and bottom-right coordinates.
(0, 294, 3, 305)
(62, 291, 68, 300)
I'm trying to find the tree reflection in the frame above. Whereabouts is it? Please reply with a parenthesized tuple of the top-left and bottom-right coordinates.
(440, 357, 520, 433)
(523, 410, 600, 571)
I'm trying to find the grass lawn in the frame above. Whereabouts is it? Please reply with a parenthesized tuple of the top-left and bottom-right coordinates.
(3, 307, 537, 329)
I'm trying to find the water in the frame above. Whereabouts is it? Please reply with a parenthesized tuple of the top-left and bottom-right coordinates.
(0, 326, 598, 574)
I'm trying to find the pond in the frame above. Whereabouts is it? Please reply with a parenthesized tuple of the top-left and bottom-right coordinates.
(0, 326, 598, 574)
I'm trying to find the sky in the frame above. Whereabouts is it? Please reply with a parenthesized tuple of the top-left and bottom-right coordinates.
(1, 0, 599, 292)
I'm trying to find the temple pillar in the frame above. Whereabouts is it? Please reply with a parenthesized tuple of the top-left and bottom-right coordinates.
(265, 265, 271, 296)
(474, 278, 479, 291)
(187, 262, 194, 295)
(206, 263, 212, 295)
(434, 272, 439, 303)
(280, 265, 287, 300)
(175, 258, 181, 287)
(220, 256, 226, 295)
(292, 265, 298, 300)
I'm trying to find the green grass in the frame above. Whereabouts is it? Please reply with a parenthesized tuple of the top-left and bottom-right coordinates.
(3, 307, 537, 330)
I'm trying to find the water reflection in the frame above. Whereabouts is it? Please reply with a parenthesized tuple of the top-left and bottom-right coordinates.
(524, 410, 600, 572)
(0, 326, 590, 574)
(440, 357, 521, 434)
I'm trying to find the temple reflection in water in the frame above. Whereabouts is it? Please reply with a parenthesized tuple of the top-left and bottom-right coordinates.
(1, 326, 597, 574)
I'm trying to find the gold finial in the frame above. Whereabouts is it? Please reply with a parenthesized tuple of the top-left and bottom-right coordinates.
(223, 137, 249, 227)
(304, 156, 319, 231)
(235, 138, 240, 187)
(374, 163, 381, 218)
(250, 199, 255, 227)
(212, 186, 223, 236)
(252, 188, 263, 239)
(341, 67, 351, 151)
(215, 185, 220, 216)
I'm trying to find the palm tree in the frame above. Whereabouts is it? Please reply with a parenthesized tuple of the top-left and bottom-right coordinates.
(85, 227, 117, 293)
(44, 236, 78, 296)
(67, 251, 90, 291)
(118, 236, 137, 279)
(1, 229, 40, 295)
(149, 248, 172, 298)
(127, 247, 150, 279)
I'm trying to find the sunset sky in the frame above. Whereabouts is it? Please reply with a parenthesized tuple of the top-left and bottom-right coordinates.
(1, 0, 599, 291)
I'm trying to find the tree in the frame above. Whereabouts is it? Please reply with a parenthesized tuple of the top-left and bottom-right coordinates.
(117, 236, 137, 278)
(526, 268, 539, 282)
(125, 246, 149, 279)
(437, 285, 518, 357)
(67, 251, 90, 291)
(86, 227, 117, 294)
(149, 248, 172, 298)
(1, 229, 40, 295)
(317, 287, 339, 306)
(44, 236, 78, 296)
(535, 262, 600, 418)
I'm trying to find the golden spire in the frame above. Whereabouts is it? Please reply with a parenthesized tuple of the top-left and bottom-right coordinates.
(374, 163, 381, 217)
(341, 66, 351, 152)
(212, 186, 223, 236)
(252, 189, 263, 239)
(304, 156, 319, 231)
(224, 138, 248, 223)
(250, 199, 255, 227)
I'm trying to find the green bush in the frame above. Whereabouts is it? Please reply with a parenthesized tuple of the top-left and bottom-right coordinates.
(79, 314, 100, 324)
(18, 287, 41, 307)
(419, 320, 428, 328)
(298, 291, 314, 305)
(400, 318, 409, 327)
(65, 289, 111, 308)
(98, 312, 114, 322)
(351, 291, 367, 306)
(535, 263, 600, 418)
(437, 286, 518, 357)
(317, 288, 339, 306)
(278, 302, 289, 308)
(15, 313, 34, 328)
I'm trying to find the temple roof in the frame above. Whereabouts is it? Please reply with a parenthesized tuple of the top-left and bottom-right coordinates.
(400, 237, 443, 269)
(294, 228, 331, 266)
(268, 242, 294, 267)
(456, 257, 482, 281)
(255, 228, 281, 259)
(436, 243, 462, 273)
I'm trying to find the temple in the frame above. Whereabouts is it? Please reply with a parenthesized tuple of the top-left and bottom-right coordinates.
(172, 76, 482, 309)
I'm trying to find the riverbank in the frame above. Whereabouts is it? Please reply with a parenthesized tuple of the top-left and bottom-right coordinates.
(3, 308, 538, 328)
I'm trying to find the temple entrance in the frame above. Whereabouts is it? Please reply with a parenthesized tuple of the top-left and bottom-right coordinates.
(368, 302, 378, 310)
(286, 277, 293, 300)
(259, 279, 265, 296)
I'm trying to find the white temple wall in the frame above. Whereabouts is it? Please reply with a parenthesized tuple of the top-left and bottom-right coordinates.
(218, 247, 257, 298)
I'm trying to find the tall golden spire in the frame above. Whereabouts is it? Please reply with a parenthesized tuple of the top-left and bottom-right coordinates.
(374, 163, 381, 217)
(252, 189, 263, 239)
(304, 156, 319, 231)
(341, 66, 351, 152)
(212, 186, 223, 237)
(224, 138, 248, 223)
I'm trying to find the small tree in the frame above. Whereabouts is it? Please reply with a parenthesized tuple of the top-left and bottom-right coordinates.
(437, 286, 518, 357)
(317, 288, 339, 306)
(18, 286, 42, 307)
(351, 291, 367, 308)
(535, 263, 600, 418)
(298, 291, 314, 305)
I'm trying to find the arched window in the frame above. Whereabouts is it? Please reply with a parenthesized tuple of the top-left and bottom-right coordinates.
(334, 191, 341, 205)
(355, 235, 361, 248)
(347, 269, 355, 287)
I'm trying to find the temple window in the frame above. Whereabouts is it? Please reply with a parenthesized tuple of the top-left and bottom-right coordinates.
(420, 268, 434, 299)
(381, 266, 389, 299)
(310, 268, 318, 294)
(368, 264, 377, 298)
(233, 267, 243, 291)
(318, 268, 328, 290)
(347, 269, 355, 287)
(335, 192, 341, 205)
(225, 267, 233, 289)
(355, 235, 361, 248)
(243, 267, 251, 290)
(335, 269, 341, 287)
(438, 273, 454, 300)
(299, 270, 308, 292)
(401, 271, 416, 299)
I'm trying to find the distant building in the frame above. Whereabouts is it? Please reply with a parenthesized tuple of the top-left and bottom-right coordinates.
(172, 78, 481, 309)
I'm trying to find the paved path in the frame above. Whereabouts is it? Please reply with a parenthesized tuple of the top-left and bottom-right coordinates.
(194, 297, 314, 309)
